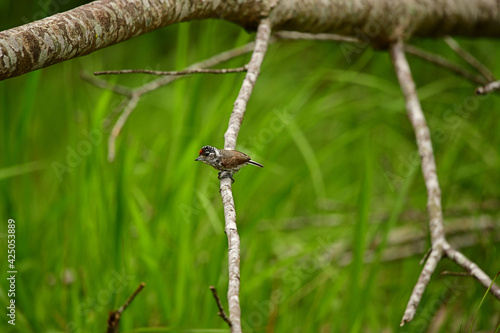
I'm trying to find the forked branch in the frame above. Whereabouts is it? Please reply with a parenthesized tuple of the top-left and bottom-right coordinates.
(390, 40, 500, 326)
(390, 39, 447, 326)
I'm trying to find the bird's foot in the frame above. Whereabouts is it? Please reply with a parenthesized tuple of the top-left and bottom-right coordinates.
(218, 171, 235, 183)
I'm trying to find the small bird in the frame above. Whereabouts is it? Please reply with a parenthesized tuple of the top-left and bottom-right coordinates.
(195, 145, 263, 182)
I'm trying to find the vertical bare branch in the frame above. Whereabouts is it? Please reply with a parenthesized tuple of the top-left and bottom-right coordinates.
(219, 181, 241, 332)
(219, 18, 272, 333)
(223, 20, 271, 150)
(390, 41, 446, 247)
(390, 40, 447, 326)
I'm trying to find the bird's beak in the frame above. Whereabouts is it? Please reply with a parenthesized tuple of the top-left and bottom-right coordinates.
(195, 157, 201, 161)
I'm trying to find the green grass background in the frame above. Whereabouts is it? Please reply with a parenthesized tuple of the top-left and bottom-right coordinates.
(1, 1, 500, 332)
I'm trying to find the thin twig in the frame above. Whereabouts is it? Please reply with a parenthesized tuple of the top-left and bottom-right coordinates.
(444, 37, 496, 82)
(80, 71, 133, 96)
(390, 40, 446, 250)
(274, 31, 361, 43)
(476, 80, 500, 95)
(108, 95, 139, 161)
(219, 18, 272, 333)
(133, 43, 255, 96)
(209, 286, 232, 327)
(106, 282, 146, 333)
(419, 246, 433, 265)
(404, 45, 487, 85)
(132, 42, 256, 96)
(85, 42, 256, 96)
(403, 248, 444, 325)
(94, 66, 248, 76)
(440, 270, 472, 277)
(444, 246, 500, 299)
(119, 282, 146, 312)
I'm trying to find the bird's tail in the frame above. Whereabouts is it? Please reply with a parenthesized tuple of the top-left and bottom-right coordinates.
(248, 160, 264, 168)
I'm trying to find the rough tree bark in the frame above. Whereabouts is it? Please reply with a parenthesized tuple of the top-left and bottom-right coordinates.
(1, 0, 500, 81)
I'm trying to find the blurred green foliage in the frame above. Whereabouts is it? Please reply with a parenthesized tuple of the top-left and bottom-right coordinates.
(0, 2, 499, 332)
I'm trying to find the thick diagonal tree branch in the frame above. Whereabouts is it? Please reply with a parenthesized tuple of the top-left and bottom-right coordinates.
(390, 40, 500, 326)
(2, 0, 500, 81)
(0, 0, 266, 81)
(219, 18, 271, 333)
